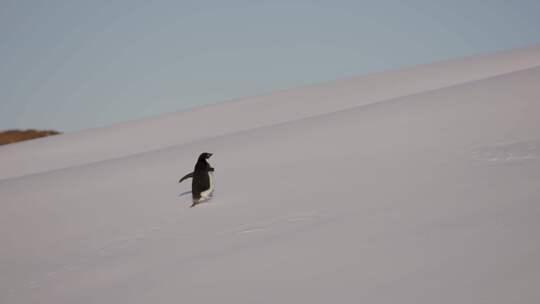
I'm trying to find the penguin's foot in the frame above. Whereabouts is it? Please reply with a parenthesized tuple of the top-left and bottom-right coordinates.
(190, 196, 212, 208)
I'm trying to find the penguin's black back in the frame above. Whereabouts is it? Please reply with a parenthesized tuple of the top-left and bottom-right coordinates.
(192, 170, 211, 199)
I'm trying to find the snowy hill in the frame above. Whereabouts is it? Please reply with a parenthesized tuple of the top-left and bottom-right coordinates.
(1, 45, 540, 303)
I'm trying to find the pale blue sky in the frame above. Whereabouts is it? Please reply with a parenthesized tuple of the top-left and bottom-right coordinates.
(1, 0, 540, 131)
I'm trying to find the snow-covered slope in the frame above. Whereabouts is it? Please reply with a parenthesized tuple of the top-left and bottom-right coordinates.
(1, 45, 540, 180)
(1, 45, 540, 303)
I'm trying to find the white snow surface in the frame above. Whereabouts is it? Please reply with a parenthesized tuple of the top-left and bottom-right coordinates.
(1, 45, 540, 303)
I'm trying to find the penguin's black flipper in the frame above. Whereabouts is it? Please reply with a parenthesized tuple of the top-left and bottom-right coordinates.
(179, 172, 194, 183)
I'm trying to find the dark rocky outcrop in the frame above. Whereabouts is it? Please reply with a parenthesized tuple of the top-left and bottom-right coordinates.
(0, 129, 61, 145)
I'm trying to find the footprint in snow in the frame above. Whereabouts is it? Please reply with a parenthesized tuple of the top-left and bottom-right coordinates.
(472, 140, 540, 162)
(233, 211, 323, 235)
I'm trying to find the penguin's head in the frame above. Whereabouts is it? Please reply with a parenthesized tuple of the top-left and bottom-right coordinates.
(198, 152, 213, 161)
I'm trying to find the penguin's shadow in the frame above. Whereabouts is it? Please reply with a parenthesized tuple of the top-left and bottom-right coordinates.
(178, 191, 195, 207)
(178, 191, 192, 198)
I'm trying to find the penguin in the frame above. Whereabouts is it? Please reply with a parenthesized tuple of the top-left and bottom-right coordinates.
(179, 152, 215, 207)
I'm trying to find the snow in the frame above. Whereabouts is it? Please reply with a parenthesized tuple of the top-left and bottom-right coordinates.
(1, 45, 540, 303)
(2, 44, 540, 181)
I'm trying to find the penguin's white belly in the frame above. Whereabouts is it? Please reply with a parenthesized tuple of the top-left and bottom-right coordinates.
(200, 172, 214, 199)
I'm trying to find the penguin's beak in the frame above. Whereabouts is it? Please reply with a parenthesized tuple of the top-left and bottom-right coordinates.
(208, 153, 213, 158)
